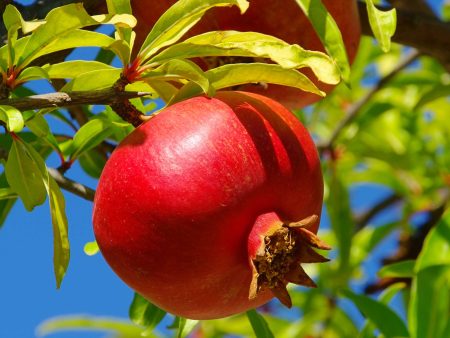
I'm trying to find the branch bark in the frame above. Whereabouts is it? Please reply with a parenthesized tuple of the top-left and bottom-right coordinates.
(0, 89, 151, 111)
(48, 168, 95, 201)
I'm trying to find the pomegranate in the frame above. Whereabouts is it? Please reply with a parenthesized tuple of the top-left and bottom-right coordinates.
(130, 0, 361, 109)
(93, 91, 329, 319)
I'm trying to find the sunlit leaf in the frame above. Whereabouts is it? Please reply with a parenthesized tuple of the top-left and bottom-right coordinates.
(176, 317, 199, 338)
(415, 84, 450, 110)
(142, 58, 212, 96)
(62, 69, 122, 91)
(342, 289, 409, 338)
(379, 260, 415, 278)
(5, 138, 47, 211)
(83, 241, 100, 256)
(246, 310, 275, 338)
(365, 0, 397, 52)
(16, 66, 49, 83)
(37, 315, 148, 337)
(295, 0, 351, 83)
(139, 0, 249, 60)
(70, 118, 114, 160)
(43, 61, 116, 79)
(21, 141, 70, 289)
(129, 293, 166, 330)
(171, 63, 324, 104)
(0, 105, 24, 132)
(409, 265, 450, 338)
(26, 113, 62, 153)
(79, 150, 107, 179)
(150, 30, 340, 85)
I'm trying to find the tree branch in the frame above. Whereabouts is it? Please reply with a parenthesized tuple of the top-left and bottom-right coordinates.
(48, 168, 95, 201)
(0, 89, 151, 111)
(317, 50, 420, 153)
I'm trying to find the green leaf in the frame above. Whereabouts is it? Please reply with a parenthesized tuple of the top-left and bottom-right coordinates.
(5, 138, 47, 211)
(0, 105, 24, 132)
(379, 260, 415, 278)
(246, 310, 275, 338)
(409, 265, 450, 338)
(415, 84, 450, 110)
(342, 289, 409, 338)
(43, 61, 116, 79)
(150, 30, 340, 85)
(20, 141, 70, 288)
(295, 0, 351, 83)
(365, 0, 397, 52)
(129, 293, 166, 330)
(0, 187, 17, 200)
(106, 0, 134, 48)
(139, 0, 249, 60)
(142, 58, 212, 96)
(62, 69, 122, 91)
(171, 63, 324, 104)
(79, 150, 107, 179)
(26, 113, 61, 153)
(17, 4, 135, 68)
(358, 283, 406, 338)
(175, 317, 199, 338)
(37, 315, 148, 337)
(16, 66, 49, 83)
(47, 176, 70, 289)
(3, 4, 45, 35)
(70, 118, 114, 160)
(83, 241, 99, 256)
(415, 212, 450, 272)
(326, 170, 353, 274)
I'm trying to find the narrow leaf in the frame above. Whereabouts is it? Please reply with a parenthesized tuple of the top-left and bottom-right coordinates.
(365, 0, 397, 52)
(0, 105, 24, 132)
(5, 138, 47, 211)
(295, 0, 351, 82)
(48, 176, 70, 289)
(70, 118, 114, 160)
(142, 58, 212, 96)
(43, 61, 116, 79)
(415, 212, 450, 272)
(170, 63, 324, 104)
(409, 265, 450, 338)
(139, 0, 249, 60)
(176, 317, 199, 338)
(246, 310, 275, 338)
(21, 141, 70, 288)
(129, 293, 166, 329)
(150, 30, 340, 85)
(62, 69, 122, 91)
(379, 260, 415, 278)
(342, 289, 409, 338)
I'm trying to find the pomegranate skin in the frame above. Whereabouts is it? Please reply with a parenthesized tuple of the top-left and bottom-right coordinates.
(131, 0, 360, 109)
(93, 91, 323, 319)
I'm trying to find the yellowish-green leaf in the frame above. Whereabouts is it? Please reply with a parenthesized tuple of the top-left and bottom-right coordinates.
(43, 61, 116, 79)
(62, 69, 122, 91)
(5, 139, 47, 211)
(150, 30, 340, 85)
(295, 0, 350, 83)
(0, 105, 24, 132)
(366, 0, 397, 52)
(83, 241, 100, 256)
(171, 63, 324, 104)
(142, 59, 212, 96)
(139, 0, 249, 61)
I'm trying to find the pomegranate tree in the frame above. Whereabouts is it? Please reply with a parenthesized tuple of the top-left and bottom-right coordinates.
(93, 91, 329, 319)
(130, 0, 361, 108)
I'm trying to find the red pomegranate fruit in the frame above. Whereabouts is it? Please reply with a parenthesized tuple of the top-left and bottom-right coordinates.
(130, 0, 361, 109)
(93, 91, 329, 319)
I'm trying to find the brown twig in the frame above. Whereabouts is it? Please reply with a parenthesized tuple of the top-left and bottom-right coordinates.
(317, 50, 420, 154)
(355, 193, 402, 231)
(48, 168, 95, 201)
(0, 89, 151, 111)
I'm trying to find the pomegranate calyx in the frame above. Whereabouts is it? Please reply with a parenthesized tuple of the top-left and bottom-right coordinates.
(248, 214, 331, 308)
